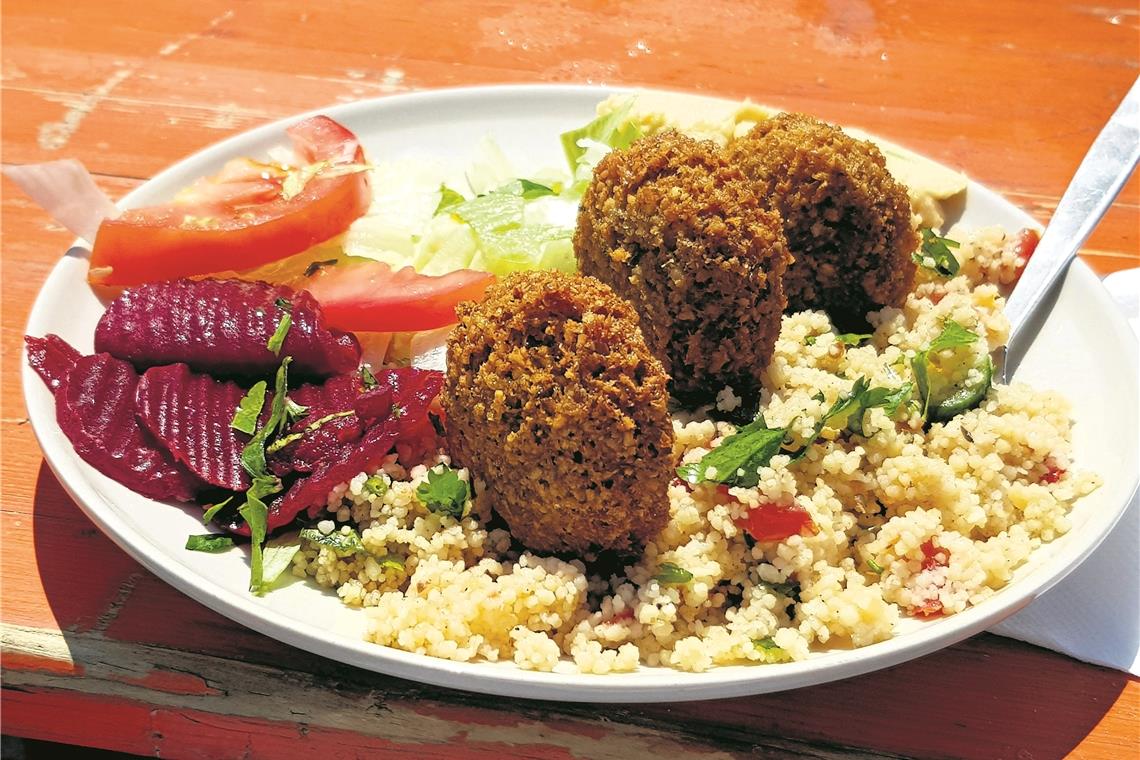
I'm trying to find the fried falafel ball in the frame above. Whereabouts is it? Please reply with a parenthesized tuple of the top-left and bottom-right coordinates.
(726, 112, 919, 324)
(442, 270, 674, 555)
(573, 129, 792, 399)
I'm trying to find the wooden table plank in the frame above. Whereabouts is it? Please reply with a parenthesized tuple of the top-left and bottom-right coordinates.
(2, 1, 1137, 758)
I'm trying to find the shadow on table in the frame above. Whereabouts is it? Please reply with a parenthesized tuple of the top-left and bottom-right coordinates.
(28, 462, 1131, 759)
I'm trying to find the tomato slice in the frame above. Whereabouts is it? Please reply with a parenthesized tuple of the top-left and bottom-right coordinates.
(299, 258, 495, 333)
(89, 116, 371, 286)
(735, 500, 818, 542)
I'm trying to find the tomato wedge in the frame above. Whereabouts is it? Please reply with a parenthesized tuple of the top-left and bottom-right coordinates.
(89, 116, 371, 286)
(299, 258, 495, 333)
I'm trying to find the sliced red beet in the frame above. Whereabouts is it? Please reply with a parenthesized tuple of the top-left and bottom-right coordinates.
(268, 373, 366, 476)
(54, 352, 201, 501)
(267, 423, 400, 530)
(377, 367, 444, 420)
(94, 278, 360, 380)
(26, 334, 81, 391)
(135, 363, 251, 492)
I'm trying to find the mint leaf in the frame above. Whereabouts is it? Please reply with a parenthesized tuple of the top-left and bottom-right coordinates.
(201, 495, 234, 524)
(185, 534, 236, 552)
(845, 381, 913, 436)
(265, 410, 354, 455)
(267, 298, 292, 355)
(518, 179, 556, 199)
(300, 527, 367, 555)
(360, 364, 378, 390)
(913, 228, 961, 277)
(653, 562, 693, 585)
(415, 465, 469, 518)
(303, 258, 338, 278)
(239, 491, 269, 593)
(231, 381, 267, 435)
(835, 332, 872, 347)
(258, 536, 301, 592)
(677, 416, 787, 488)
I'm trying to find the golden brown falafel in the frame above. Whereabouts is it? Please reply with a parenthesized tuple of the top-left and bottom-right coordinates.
(726, 112, 919, 324)
(442, 271, 673, 555)
(573, 129, 791, 399)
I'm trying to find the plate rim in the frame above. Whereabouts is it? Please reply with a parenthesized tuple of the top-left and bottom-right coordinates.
(20, 83, 1140, 703)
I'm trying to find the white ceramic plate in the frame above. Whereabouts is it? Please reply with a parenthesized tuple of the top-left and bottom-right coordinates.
(22, 85, 1140, 702)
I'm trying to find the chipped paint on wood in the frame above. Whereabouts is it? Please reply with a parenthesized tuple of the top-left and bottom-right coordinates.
(37, 68, 135, 150)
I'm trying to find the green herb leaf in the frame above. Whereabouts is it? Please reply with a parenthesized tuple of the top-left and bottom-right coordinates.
(303, 258, 338, 278)
(434, 183, 466, 215)
(185, 534, 236, 552)
(867, 557, 884, 574)
(751, 636, 791, 662)
(230, 381, 268, 435)
(844, 381, 914, 436)
(363, 473, 390, 498)
(265, 410, 355, 455)
(201, 495, 234, 524)
(913, 228, 961, 277)
(415, 465, 469, 518)
(239, 491, 269, 593)
(653, 562, 694, 585)
(267, 299, 293, 355)
(258, 536, 301, 592)
(360, 364, 378, 390)
(300, 526, 367, 555)
(804, 335, 817, 346)
(518, 179, 556, 199)
(928, 319, 979, 353)
(835, 332, 872, 347)
(676, 417, 787, 488)
(760, 581, 801, 603)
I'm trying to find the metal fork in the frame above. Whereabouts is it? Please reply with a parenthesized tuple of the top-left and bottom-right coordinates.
(999, 76, 1140, 383)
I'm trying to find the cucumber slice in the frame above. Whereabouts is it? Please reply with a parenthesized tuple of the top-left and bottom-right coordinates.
(928, 354, 993, 422)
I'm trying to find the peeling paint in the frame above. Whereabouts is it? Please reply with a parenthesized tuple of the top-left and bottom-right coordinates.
(37, 68, 134, 150)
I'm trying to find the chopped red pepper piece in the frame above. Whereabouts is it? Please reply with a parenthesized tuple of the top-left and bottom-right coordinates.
(735, 500, 817, 542)
(920, 538, 951, 571)
(1013, 228, 1041, 262)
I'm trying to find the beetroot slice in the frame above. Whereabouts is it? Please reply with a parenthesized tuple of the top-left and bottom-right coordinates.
(94, 278, 360, 380)
(268, 424, 399, 531)
(268, 373, 365, 476)
(375, 367, 443, 421)
(26, 334, 81, 391)
(55, 353, 201, 502)
(136, 363, 251, 492)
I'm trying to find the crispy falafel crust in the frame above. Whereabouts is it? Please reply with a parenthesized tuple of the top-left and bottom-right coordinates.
(573, 129, 791, 398)
(442, 271, 674, 554)
(727, 112, 920, 323)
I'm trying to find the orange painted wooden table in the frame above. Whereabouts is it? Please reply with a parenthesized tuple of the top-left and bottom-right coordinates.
(2, 2, 1138, 758)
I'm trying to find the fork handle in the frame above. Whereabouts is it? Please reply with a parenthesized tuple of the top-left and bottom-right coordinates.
(1003, 76, 1140, 378)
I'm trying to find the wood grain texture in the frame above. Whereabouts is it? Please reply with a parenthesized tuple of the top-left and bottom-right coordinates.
(2, 1, 1137, 758)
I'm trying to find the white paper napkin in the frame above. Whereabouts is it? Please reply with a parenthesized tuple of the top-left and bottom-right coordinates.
(990, 268, 1140, 674)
